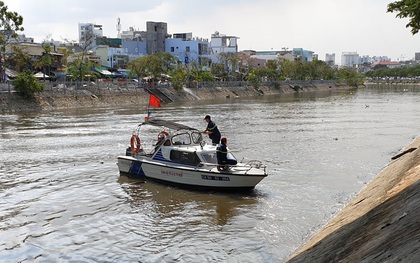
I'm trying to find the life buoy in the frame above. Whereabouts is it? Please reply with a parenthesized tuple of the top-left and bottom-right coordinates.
(157, 130, 169, 140)
(130, 134, 141, 153)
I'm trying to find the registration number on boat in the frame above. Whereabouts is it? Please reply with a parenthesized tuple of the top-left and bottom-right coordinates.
(201, 175, 230, 181)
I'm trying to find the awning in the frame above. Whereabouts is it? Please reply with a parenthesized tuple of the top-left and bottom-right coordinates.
(34, 72, 49, 78)
(4, 68, 18, 78)
(93, 67, 114, 77)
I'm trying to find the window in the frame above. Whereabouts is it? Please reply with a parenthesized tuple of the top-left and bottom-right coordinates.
(170, 150, 200, 165)
(186, 46, 190, 52)
(171, 133, 191, 145)
(171, 47, 174, 52)
(201, 153, 217, 164)
(191, 132, 203, 144)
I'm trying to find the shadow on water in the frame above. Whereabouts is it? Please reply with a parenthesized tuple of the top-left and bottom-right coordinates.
(117, 175, 264, 226)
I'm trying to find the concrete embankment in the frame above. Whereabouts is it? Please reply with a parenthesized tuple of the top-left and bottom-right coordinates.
(0, 81, 353, 112)
(287, 137, 420, 263)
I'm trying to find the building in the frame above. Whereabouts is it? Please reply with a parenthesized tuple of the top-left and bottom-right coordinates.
(415, 52, 420, 61)
(96, 45, 129, 69)
(165, 33, 210, 66)
(120, 27, 147, 58)
(238, 50, 295, 68)
(120, 27, 146, 41)
(208, 31, 239, 64)
(325, 53, 335, 64)
(5, 42, 65, 75)
(371, 61, 401, 69)
(293, 48, 314, 62)
(341, 52, 360, 67)
(146, 21, 167, 54)
(78, 23, 103, 50)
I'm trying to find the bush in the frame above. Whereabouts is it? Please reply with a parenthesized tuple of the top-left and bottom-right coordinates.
(13, 71, 44, 97)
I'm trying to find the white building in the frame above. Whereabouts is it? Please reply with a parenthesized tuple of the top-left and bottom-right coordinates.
(341, 52, 360, 67)
(208, 31, 239, 64)
(78, 23, 103, 50)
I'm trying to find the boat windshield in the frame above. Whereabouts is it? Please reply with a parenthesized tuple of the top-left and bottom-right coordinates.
(191, 131, 203, 144)
(171, 133, 191, 145)
(170, 131, 203, 146)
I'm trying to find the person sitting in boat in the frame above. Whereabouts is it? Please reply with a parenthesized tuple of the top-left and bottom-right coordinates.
(202, 115, 221, 145)
(154, 133, 167, 152)
(216, 137, 237, 170)
(157, 133, 165, 145)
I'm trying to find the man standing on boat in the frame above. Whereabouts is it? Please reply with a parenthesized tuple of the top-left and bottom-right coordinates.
(202, 115, 221, 145)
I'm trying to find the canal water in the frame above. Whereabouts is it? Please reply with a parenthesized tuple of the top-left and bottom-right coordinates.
(1, 85, 419, 262)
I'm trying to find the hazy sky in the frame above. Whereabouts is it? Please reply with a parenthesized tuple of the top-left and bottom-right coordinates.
(5, 0, 420, 62)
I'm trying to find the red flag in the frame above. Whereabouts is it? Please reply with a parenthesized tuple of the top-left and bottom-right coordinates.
(149, 94, 161, 108)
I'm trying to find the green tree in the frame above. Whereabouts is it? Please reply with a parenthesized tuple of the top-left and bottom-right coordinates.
(127, 53, 178, 84)
(7, 43, 31, 72)
(246, 71, 260, 88)
(0, 1, 24, 79)
(66, 51, 98, 81)
(278, 58, 295, 79)
(388, 1, 420, 34)
(211, 63, 227, 81)
(170, 66, 187, 89)
(13, 70, 43, 97)
(218, 52, 240, 80)
(34, 43, 52, 81)
(337, 67, 364, 86)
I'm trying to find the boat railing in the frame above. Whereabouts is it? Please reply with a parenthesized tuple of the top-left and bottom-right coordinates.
(197, 161, 266, 174)
(244, 160, 265, 169)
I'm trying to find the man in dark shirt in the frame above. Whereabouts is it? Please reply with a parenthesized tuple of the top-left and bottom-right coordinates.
(216, 137, 237, 168)
(202, 115, 221, 145)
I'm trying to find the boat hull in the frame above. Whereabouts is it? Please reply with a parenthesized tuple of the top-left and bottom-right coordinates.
(117, 156, 267, 190)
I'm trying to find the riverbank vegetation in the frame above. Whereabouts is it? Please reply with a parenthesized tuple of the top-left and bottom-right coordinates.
(124, 52, 364, 90)
(365, 64, 420, 79)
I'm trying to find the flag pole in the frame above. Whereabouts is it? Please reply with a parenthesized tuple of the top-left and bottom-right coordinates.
(145, 94, 150, 121)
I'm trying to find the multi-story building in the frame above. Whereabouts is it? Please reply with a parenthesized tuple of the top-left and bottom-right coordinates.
(5, 42, 66, 76)
(208, 31, 239, 64)
(325, 53, 335, 64)
(165, 32, 210, 66)
(146, 21, 167, 54)
(120, 27, 147, 59)
(96, 45, 129, 69)
(78, 23, 103, 50)
(415, 52, 420, 61)
(293, 48, 314, 62)
(341, 52, 360, 67)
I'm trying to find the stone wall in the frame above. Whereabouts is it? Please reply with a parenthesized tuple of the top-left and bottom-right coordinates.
(0, 81, 355, 112)
(287, 137, 420, 263)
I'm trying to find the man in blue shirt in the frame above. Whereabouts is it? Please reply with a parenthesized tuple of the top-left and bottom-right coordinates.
(202, 115, 221, 145)
(216, 137, 237, 170)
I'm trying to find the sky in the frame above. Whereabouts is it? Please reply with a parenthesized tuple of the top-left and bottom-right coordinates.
(4, 0, 420, 63)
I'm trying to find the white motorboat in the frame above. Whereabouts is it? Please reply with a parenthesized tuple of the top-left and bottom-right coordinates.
(117, 119, 268, 190)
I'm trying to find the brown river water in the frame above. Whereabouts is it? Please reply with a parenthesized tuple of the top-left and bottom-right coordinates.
(1, 85, 419, 262)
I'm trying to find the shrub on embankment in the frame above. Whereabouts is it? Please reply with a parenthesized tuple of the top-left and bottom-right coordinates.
(12, 71, 44, 98)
